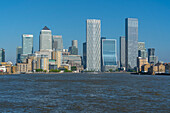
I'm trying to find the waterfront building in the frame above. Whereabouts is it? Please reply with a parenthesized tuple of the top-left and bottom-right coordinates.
(101, 39, 117, 72)
(86, 19, 101, 71)
(120, 36, 125, 69)
(52, 35, 63, 51)
(165, 63, 170, 74)
(141, 64, 151, 73)
(83, 42, 86, 69)
(0, 48, 5, 64)
(16, 46, 22, 63)
(17, 63, 28, 73)
(39, 26, 52, 51)
(0, 66, 6, 72)
(62, 54, 82, 71)
(51, 51, 62, 68)
(36, 55, 49, 72)
(137, 57, 148, 72)
(1, 62, 12, 74)
(125, 18, 138, 70)
(149, 63, 165, 74)
(22, 34, 33, 55)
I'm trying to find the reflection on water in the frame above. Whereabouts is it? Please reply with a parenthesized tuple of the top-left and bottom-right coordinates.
(0, 73, 169, 112)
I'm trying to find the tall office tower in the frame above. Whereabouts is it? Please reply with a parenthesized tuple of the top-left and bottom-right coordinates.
(101, 39, 117, 72)
(16, 46, 22, 63)
(83, 42, 86, 69)
(148, 48, 155, 56)
(138, 42, 147, 58)
(69, 40, 78, 55)
(0, 48, 5, 63)
(148, 48, 158, 64)
(125, 18, 138, 70)
(39, 26, 52, 51)
(52, 35, 63, 51)
(86, 19, 101, 71)
(101, 37, 106, 68)
(120, 36, 125, 68)
(22, 34, 33, 55)
(72, 40, 78, 48)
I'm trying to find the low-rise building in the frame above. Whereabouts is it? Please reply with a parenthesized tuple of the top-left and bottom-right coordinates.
(17, 63, 28, 73)
(137, 57, 148, 72)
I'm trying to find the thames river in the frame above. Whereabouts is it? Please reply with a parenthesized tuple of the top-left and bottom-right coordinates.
(0, 73, 169, 112)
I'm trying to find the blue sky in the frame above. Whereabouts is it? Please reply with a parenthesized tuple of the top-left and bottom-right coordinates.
(0, 0, 170, 63)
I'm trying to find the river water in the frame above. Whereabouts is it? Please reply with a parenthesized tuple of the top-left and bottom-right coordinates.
(0, 73, 169, 112)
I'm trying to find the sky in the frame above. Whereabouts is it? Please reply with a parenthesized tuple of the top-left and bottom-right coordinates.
(0, 0, 170, 63)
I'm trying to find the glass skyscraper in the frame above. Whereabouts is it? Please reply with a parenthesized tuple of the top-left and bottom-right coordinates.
(101, 39, 117, 71)
(22, 34, 33, 55)
(86, 19, 101, 71)
(120, 36, 125, 68)
(138, 42, 147, 58)
(39, 26, 52, 51)
(0, 48, 5, 63)
(52, 35, 63, 51)
(16, 46, 22, 63)
(125, 18, 138, 70)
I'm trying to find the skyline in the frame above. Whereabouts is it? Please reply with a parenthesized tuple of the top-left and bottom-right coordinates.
(0, 0, 170, 63)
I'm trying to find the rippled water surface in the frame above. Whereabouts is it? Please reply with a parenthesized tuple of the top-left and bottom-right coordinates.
(0, 73, 170, 112)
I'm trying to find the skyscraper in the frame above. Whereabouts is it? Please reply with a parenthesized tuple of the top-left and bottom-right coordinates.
(39, 26, 52, 51)
(101, 39, 117, 71)
(22, 34, 33, 54)
(148, 48, 158, 64)
(72, 40, 78, 48)
(69, 40, 78, 55)
(125, 18, 138, 70)
(120, 36, 125, 68)
(52, 35, 63, 51)
(0, 48, 5, 63)
(148, 48, 155, 56)
(83, 42, 86, 69)
(16, 46, 22, 63)
(138, 42, 147, 58)
(86, 19, 101, 71)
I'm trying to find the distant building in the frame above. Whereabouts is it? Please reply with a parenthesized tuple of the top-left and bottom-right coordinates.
(35, 49, 53, 60)
(62, 54, 82, 70)
(86, 19, 101, 71)
(0, 48, 5, 63)
(101, 39, 117, 72)
(39, 26, 52, 51)
(52, 35, 63, 51)
(120, 36, 125, 68)
(125, 18, 138, 70)
(148, 48, 155, 56)
(149, 63, 165, 74)
(72, 40, 78, 48)
(83, 42, 86, 69)
(51, 51, 62, 68)
(137, 57, 148, 72)
(138, 42, 147, 59)
(148, 48, 158, 64)
(16, 46, 22, 63)
(36, 55, 49, 72)
(69, 40, 78, 55)
(22, 34, 33, 55)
